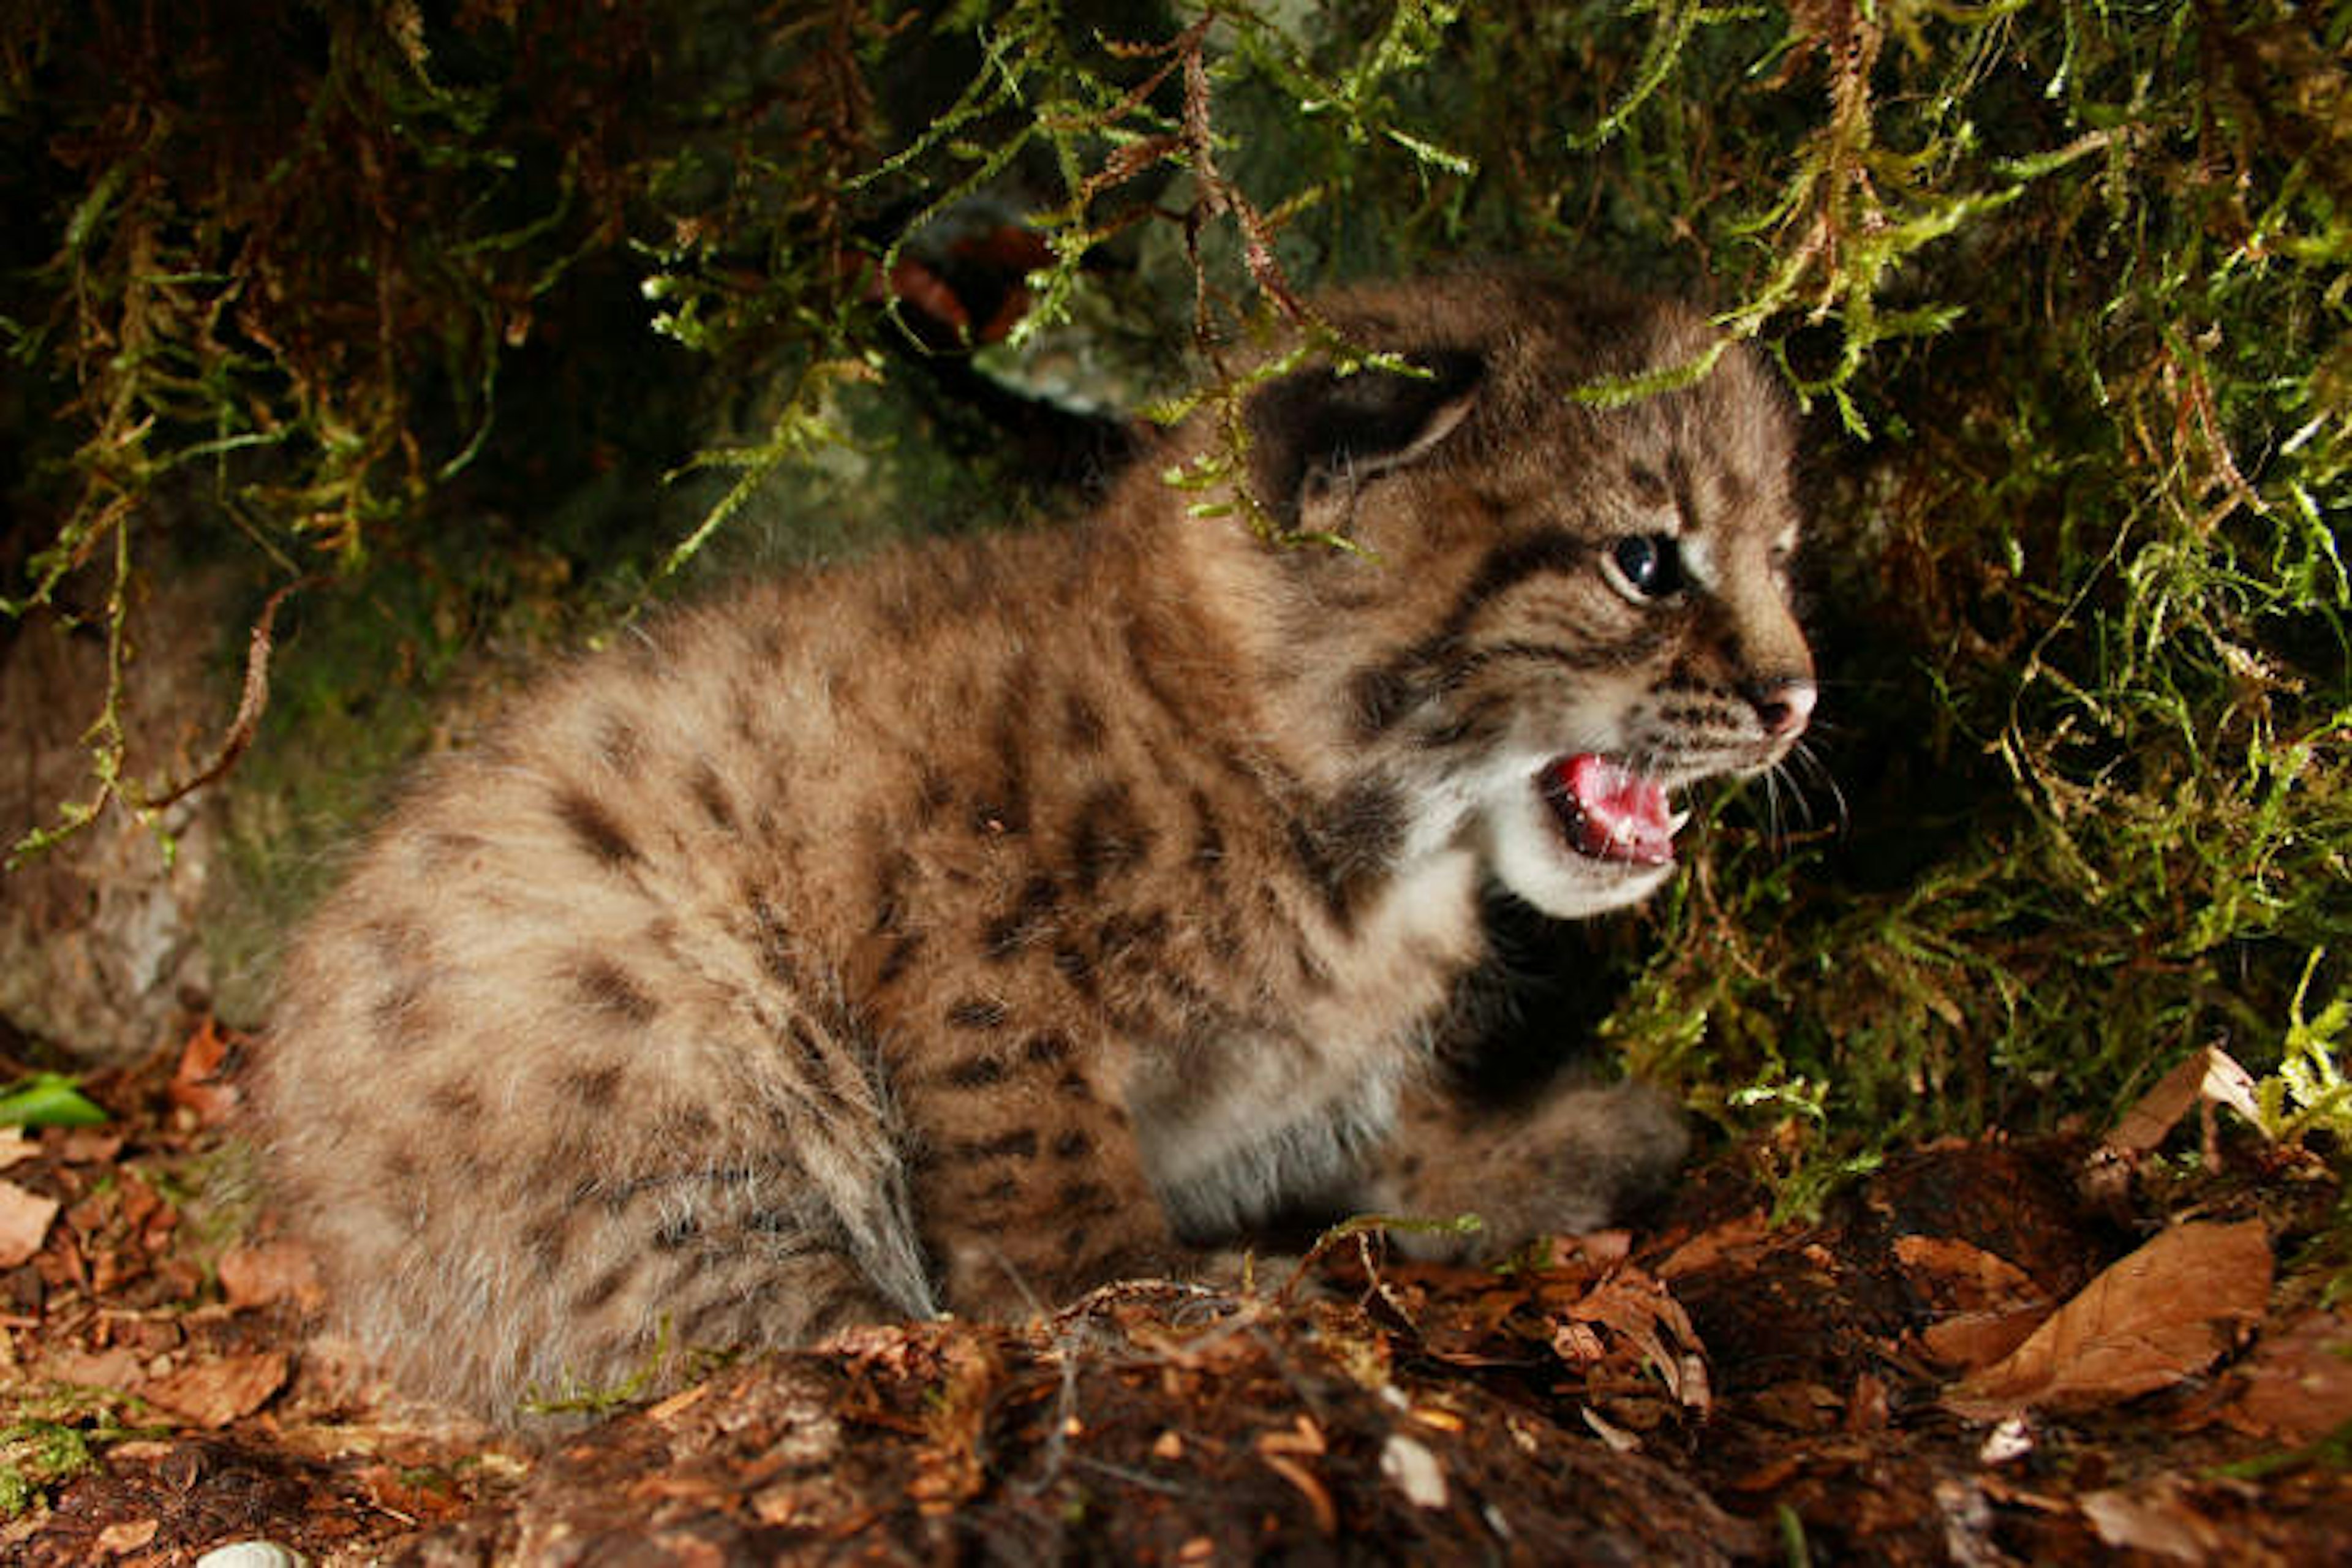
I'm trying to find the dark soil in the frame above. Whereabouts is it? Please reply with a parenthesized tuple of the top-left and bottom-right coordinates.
(4, 1027, 2348, 1564)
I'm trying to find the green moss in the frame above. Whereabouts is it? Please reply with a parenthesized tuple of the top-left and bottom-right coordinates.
(0, 1390, 165, 1520)
(1460, 0, 2352, 1201)
(1, 3, 2343, 1208)
(0, 1421, 91, 1518)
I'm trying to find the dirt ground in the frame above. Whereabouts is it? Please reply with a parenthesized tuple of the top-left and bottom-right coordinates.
(3, 1023, 2348, 1565)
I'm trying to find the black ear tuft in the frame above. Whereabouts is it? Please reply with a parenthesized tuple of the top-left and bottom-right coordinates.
(1245, 347, 1484, 527)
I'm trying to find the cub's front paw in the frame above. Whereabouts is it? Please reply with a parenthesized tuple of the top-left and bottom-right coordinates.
(1374, 1078, 1689, 1262)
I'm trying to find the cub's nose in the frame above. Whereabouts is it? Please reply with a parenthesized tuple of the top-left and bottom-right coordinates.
(1744, 677, 1817, 739)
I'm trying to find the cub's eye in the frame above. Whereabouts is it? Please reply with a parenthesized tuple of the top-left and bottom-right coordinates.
(1608, 533, 1684, 600)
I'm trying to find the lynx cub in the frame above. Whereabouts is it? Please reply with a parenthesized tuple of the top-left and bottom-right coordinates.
(256, 272, 1815, 1415)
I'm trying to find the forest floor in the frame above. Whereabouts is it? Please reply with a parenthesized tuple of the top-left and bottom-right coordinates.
(2, 1023, 2349, 1565)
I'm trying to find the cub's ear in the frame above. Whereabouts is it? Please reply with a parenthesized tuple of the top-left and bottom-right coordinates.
(1245, 347, 1483, 532)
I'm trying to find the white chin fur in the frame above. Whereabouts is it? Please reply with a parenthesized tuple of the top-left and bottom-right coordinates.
(1479, 772, 1674, 919)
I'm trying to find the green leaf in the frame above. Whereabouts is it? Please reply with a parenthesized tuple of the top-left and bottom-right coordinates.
(0, 1073, 108, 1129)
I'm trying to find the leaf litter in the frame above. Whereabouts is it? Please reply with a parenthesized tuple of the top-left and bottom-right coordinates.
(1, 1023, 2346, 1564)
(1943, 1221, 2272, 1422)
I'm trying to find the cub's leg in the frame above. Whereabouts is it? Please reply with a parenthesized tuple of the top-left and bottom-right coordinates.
(1361, 1074, 1690, 1261)
(472, 998, 946, 1404)
(896, 1034, 1204, 1319)
(261, 887, 941, 1417)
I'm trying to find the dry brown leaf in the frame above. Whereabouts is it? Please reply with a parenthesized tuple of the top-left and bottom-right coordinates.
(1550, 1228, 1632, 1264)
(2222, 1310, 2352, 1444)
(1894, 1234, 2041, 1302)
(360, 1460, 469, 1525)
(55, 1128, 124, 1164)
(1552, 1321, 1607, 1363)
(1653, 1213, 1771, 1280)
(0, 1178, 59, 1267)
(2079, 1474, 2234, 1563)
(2105, 1046, 2263, 1158)
(1747, 1381, 1838, 1431)
(219, 1239, 326, 1312)
(168, 1017, 241, 1125)
(1900, 1234, 2054, 1371)
(44, 1346, 144, 1390)
(1843, 1371, 1890, 1433)
(142, 1348, 290, 1428)
(93, 1517, 159, 1554)
(1567, 1270, 1711, 1413)
(0, 1127, 34, 1170)
(1945, 1220, 2271, 1420)
(1920, 1308, 2052, 1373)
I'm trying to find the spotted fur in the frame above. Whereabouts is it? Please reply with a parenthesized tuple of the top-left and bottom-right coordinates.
(253, 271, 1815, 1417)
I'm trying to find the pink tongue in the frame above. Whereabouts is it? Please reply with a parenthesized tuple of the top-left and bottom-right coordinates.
(1556, 753, 1677, 865)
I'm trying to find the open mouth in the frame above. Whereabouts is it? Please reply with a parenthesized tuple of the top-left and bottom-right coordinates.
(1539, 754, 1689, 868)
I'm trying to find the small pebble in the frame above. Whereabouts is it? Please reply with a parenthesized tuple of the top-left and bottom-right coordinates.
(1380, 1431, 1449, 1510)
(195, 1544, 306, 1568)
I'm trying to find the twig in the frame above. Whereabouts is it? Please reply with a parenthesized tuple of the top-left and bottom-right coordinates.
(138, 575, 316, 812)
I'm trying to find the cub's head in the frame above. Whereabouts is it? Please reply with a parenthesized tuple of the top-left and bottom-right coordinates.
(1242, 270, 1816, 919)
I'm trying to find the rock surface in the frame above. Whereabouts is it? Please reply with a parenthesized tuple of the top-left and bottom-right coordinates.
(1, 568, 228, 1063)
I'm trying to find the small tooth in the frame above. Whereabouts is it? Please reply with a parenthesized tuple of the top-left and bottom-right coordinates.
(1667, 809, 1692, 834)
